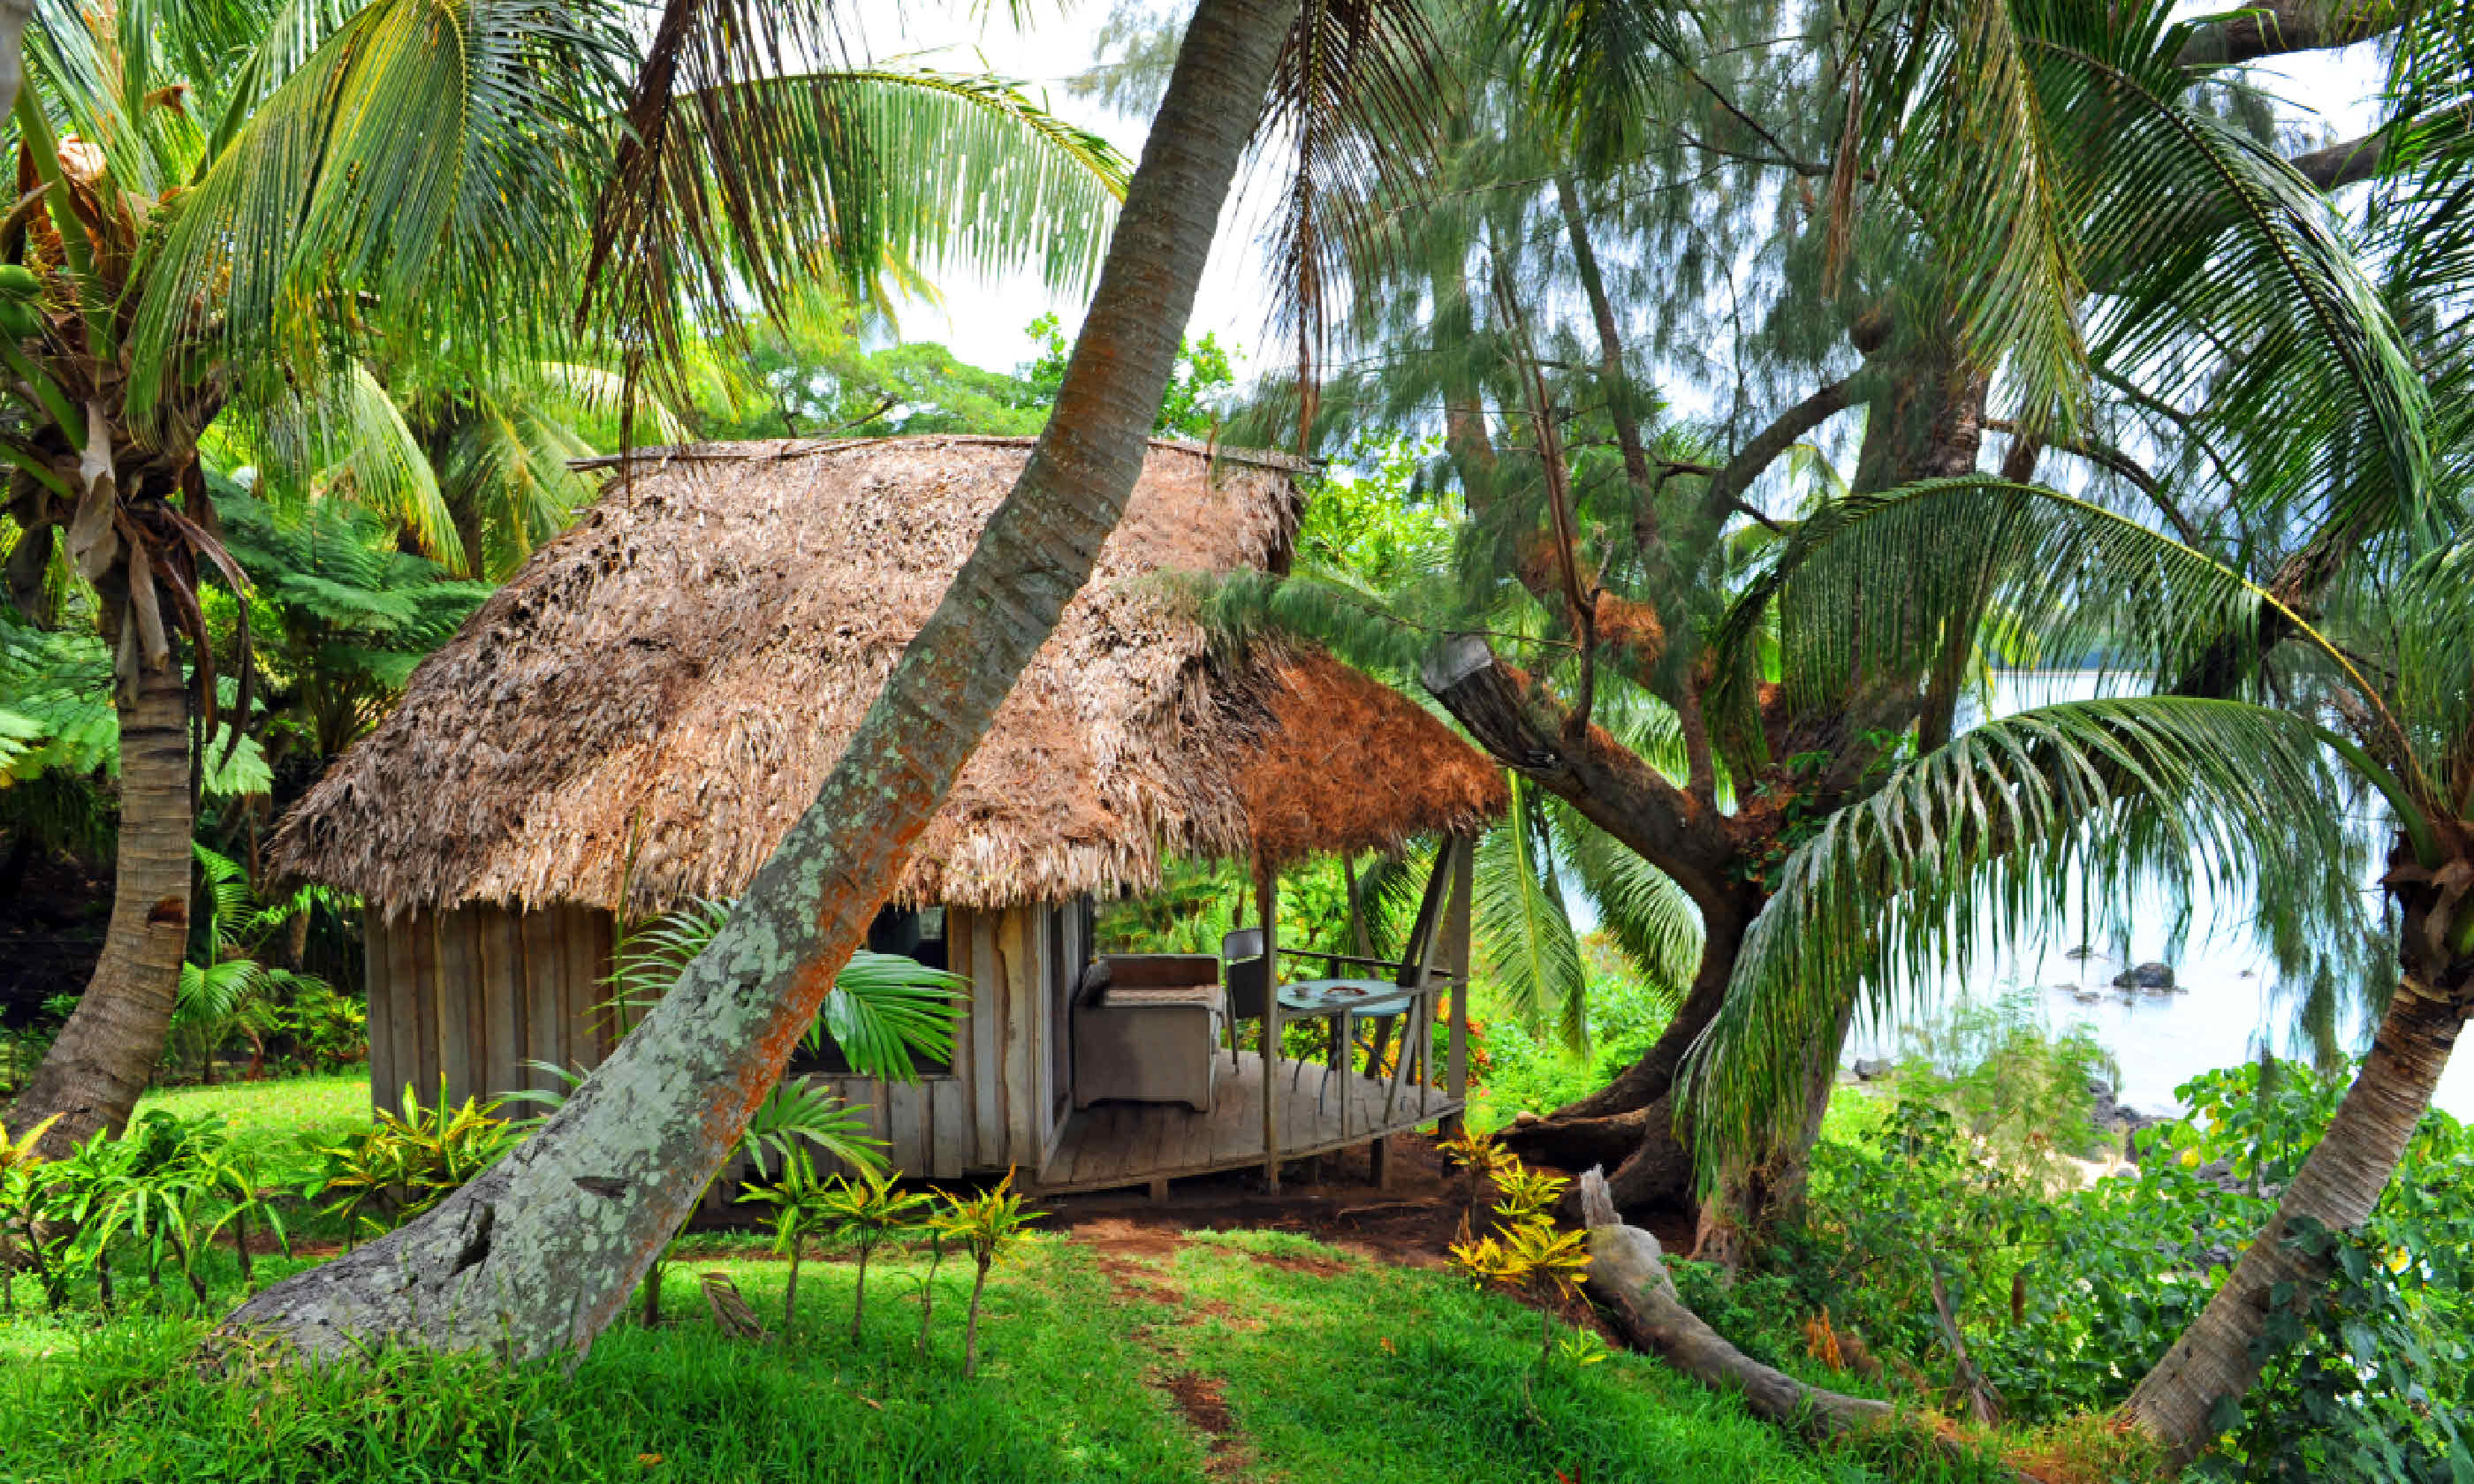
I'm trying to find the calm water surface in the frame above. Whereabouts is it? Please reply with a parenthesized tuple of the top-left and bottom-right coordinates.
(1848, 672, 2474, 1118)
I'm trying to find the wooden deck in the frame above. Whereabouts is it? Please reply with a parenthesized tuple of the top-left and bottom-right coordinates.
(1035, 1049, 1461, 1194)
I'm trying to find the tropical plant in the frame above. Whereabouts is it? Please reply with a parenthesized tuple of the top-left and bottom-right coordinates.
(929, 1170, 1043, 1379)
(1202, 0, 2425, 1267)
(300, 1083, 519, 1248)
(739, 1147, 839, 1336)
(813, 1167, 933, 1342)
(0, 1112, 60, 1314)
(0, 0, 1138, 1158)
(1448, 1153, 1593, 1364)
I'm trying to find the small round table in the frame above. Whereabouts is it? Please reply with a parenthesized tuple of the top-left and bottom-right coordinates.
(1277, 980, 1419, 1139)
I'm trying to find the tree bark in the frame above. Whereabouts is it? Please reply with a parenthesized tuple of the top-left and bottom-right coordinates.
(216, 0, 1302, 1363)
(1576, 1167, 1894, 1435)
(9, 653, 192, 1155)
(2126, 897, 2470, 1465)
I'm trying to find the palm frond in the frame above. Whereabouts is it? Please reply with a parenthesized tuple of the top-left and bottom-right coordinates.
(125, 0, 622, 435)
(1547, 797, 1699, 1005)
(1475, 775, 1590, 1055)
(582, 41, 1130, 381)
(1681, 696, 2372, 1164)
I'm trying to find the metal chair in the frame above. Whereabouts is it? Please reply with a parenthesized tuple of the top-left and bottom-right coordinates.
(1221, 928, 1269, 1068)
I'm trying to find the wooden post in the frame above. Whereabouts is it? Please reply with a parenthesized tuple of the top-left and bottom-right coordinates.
(1257, 864, 1281, 1193)
(1442, 835, 1474, 1137)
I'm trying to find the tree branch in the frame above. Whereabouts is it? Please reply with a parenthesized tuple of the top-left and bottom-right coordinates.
(2178, 0, 2411, 66)
(1702, 377, 1858, 521)
(1985, 419, 2205, 546)
(1423, 637, 1734, 905)
(2290, 130, 2386, 190)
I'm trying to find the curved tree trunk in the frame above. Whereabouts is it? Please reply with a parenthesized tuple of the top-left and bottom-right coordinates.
(2126, 922, 2470, 1464)
(9, 651, 192, 1154)
(1496, 906, 1746, 1215)
(218, 0, 1302, 1362)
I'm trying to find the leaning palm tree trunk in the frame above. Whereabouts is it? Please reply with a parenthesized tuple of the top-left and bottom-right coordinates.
(9, 652, 192, 1153)
(218, 0, 1302, 1362)
(2127, 954, 2467, 1462)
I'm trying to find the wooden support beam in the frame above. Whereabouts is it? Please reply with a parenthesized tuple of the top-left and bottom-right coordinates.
(1443, 835, 1473, 1135)
(1257, 865, 1281, 1193)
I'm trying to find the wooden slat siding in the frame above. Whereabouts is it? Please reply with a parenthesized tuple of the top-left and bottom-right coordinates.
(363, 909, 396, 1117)
(387, 912, 422, 1111)
(969, 909, 1005, 1170)
(1031, 905, 1056, 1162)
(479, 908, 524, 1103)
(1000, 906, 1040, 1169)
(884, 1079, 924, 1174)
(520, 908, 566, 1093)
(405, 907, 441, 1109)
(436, 907, 479, 1106)
(929, 1078, 969, 1177)
(565, 906, 611, 1067)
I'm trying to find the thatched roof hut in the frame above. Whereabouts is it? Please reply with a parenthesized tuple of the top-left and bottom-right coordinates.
(273, 435, 1503, 916)
(278, 436, 1502, 1189)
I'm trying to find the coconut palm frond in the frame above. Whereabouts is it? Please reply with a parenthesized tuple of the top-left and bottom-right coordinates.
(812, 950, 967, 1084)
(1547, 798, 1699, 1008)
(1476, 775, 1590, 1055)
(528, 361, 692, 444)
(582, 15, 1130, 376)
(1682, 696, 2371, 1165)
(1257, 0, 1441, 426)
(124, 0, 621, 434)
(607, 897, 963, 1083)
(1715, 478, 2280, 744)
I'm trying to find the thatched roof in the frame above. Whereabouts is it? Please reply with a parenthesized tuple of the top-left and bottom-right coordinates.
(274, 435, 1506, 915)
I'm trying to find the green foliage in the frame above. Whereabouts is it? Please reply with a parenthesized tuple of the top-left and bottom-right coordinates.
(1021, 314, 1238, 438)
(214, 478, 494, 762)
(690, 301, 1052, 441)
(930, 1172, 1043, 1379)
(1890, 989, 2120, 1177)
(1689, 1056, 2472, 1475)
(298, 1083, 519, 1248)
(602, 897, 966, 1086)
(1467, 950, 1676, 1131)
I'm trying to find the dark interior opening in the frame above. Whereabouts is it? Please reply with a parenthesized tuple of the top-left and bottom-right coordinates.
(784, 905, 954, 1078)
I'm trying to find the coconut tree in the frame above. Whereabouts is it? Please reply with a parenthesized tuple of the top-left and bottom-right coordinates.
(1677, 466, 2463, 1461)
(1201, 0, 2423, 1252)
(220, 0, 1438, 1360)
(0, 0, 1132, 1155)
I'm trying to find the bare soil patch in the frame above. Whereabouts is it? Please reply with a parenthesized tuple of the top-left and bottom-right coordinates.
(1036, 1131, 1698, 1268)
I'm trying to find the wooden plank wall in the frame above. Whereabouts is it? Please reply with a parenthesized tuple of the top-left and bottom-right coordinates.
(365, 897, 1093, 1186)
(364, 904, 614, 1113)
(799, 901, 1076, 1180)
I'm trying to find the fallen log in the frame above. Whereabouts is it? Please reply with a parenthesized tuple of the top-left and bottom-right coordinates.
(1577, 1165, 1894, 1437)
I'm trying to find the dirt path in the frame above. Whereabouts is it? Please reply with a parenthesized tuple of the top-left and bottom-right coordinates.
(1070, 1218, 1253, 1480)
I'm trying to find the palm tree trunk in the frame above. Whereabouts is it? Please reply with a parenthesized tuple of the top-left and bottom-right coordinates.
(2126, 952, 2466, 1463)
(217, 0, 1302, 1363)
(9, 654, 192, 1155)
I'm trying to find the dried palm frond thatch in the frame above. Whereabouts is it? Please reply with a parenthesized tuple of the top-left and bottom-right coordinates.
(274, 436, 1504, 916)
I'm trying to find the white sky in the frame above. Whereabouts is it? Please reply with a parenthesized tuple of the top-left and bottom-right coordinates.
(847, 3, 1279, 379)
(846, 4, 2393, 382)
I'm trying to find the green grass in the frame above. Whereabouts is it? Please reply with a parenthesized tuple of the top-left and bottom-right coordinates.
(131, 1070, 370, 1186)
(0, 1220, 1934, 1483)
